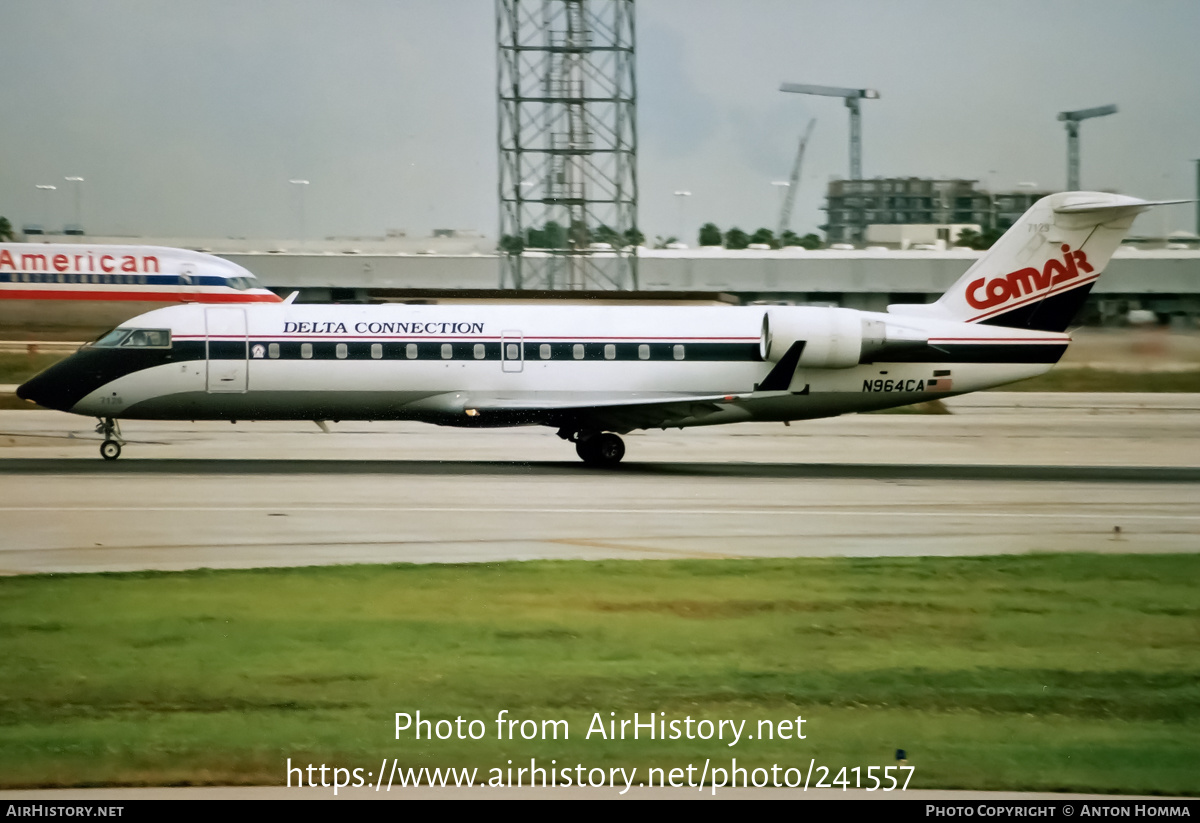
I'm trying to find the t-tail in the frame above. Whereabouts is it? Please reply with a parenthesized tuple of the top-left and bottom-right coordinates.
(888, 192, 1179, 333)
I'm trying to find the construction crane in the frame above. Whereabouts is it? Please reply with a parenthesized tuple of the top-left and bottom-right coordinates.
(777, 118, 816, 238)
(1058, 104, 1117, 190)
(780, 83, 878, 180)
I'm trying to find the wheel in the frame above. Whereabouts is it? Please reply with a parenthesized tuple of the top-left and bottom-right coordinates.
(575, 437, 596, 463)
(576, 432, 624, 466)
(100, 440, 121, 461)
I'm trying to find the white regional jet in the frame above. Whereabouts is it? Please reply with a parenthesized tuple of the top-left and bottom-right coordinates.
(16, 192, 1173, 464)
(0, 243, 281, 338)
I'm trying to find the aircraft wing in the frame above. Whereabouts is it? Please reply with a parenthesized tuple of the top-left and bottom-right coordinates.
(466, 391, 755, 432)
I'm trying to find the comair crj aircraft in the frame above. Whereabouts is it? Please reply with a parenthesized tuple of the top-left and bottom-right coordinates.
(16, 192, 1179, 464)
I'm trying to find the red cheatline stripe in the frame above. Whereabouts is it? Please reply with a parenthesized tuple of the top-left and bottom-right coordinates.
(177, 334, 761, 341)
(927, 337, 1067, 344)
(0, 289, 281, 303)
(176, 335, 758, 340)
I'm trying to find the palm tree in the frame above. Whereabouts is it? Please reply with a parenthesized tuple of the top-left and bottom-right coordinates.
(0, 217, 13, 241)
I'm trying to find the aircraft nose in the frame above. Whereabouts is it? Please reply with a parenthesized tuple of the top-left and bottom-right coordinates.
(17, 360, 88, 412)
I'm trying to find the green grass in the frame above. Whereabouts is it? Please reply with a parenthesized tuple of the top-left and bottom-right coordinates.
(0, 352, 68, 384)
(998, 368, 1200, 392)
(0, 555, 1196, 794)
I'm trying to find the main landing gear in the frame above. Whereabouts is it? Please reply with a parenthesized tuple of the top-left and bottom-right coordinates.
(560, 429, 626, 466)
(96, 417, 123, 461)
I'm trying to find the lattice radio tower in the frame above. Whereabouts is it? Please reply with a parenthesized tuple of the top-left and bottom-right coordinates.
(498, 0, 638, 290)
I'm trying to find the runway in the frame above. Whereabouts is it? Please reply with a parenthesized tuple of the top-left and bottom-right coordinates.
(0, 393, 1197, 574)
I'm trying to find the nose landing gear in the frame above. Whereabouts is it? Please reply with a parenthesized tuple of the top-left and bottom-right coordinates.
(95, 417, 123, 461)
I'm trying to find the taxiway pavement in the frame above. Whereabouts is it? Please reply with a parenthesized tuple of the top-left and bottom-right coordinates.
(0, 393, 1196, 574)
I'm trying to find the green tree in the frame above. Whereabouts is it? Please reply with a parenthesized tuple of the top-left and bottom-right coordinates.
(955, 228, 981, 249)
(799, 233, 822, 250)
(724, 227, 750, 250)
(955, 227, 1003, 250)
(499, 234, 525, 255)
(698, 222, 722, 246)
(593, 224, 620, 247)
(526, 220, 566, 249)
(0, 217, 12, 241)
(750, 227, 777, 248)
(623, 227, 645, 248)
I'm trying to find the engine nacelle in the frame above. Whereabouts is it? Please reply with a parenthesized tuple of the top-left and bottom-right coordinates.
(761, 308, 928, 369)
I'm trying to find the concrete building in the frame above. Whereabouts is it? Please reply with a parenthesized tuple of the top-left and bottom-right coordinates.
(823, 177, 1054, 243)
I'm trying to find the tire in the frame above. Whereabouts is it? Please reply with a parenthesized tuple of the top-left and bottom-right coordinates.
(575, 437, 597, 463)
(577, 433, 624, 466)
(100, 440, 121, 461)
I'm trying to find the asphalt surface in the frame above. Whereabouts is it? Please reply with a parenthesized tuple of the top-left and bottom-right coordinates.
(0, 393, 1196, 574)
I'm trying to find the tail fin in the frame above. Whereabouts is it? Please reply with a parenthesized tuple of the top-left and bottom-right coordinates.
(888, 192, 1172, 332)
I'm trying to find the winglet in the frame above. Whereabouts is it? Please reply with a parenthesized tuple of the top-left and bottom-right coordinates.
(283, 291, 300, 304)
(755, 341, 806, 391)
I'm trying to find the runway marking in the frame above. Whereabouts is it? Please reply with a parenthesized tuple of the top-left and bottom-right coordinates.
(0, 506, 1197, 520)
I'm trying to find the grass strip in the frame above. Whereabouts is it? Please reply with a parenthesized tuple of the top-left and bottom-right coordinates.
(999, 368, 1200, 392)
(0, 555, 1196, 794)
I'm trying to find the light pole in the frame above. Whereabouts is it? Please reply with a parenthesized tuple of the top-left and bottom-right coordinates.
(35, 185, 57, 235)
(64, 177, 84, 232)
(673, 190, 691, 245)
(289, 179, 310, 245)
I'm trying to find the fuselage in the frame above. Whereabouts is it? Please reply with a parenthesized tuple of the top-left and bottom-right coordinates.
(18, 302, 1067, 431)
(0, 243, 280, 339)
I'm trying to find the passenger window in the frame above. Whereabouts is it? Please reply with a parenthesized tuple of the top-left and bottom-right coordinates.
(474, 343, 486, 360)
(441, 343, 453, 359)
(573, 343, 584, 360)
(301, 343, 313, 359)
(540, 343, 551, 360)
(268, 343, 280, 359)
(406, 343, 418, 359)
(371, 343, 382, 359)
(673, 344, 685, 361)
(139, 275, 147, 285)
(638, 344, 649, 360)
(604, 344, 616, 360)
(336, 343, 348, 359)
(506, 343, 519, 360)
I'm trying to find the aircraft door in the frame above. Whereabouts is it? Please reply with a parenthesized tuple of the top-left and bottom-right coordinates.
(179, 263, 199, 302)
(205, 307, 248, 392)
(501, 330, 524, 373)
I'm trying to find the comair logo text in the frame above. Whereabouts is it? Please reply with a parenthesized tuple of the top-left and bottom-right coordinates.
(966, 244, 1094, 311)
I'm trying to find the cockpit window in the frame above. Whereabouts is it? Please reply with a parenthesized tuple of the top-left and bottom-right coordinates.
(122, 329, 171, 347)
(90, 328, 172, 349)
(92, 329, 130, 348)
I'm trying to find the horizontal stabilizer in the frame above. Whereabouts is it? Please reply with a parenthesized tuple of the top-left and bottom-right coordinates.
(1053, 197, 1191, 214)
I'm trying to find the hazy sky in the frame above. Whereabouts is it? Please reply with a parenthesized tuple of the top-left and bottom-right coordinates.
(1, 0, 1197, 242)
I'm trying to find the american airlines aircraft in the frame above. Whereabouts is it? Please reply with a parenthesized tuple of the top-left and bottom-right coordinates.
(0, 243, 281, 337)
(16, 192, 1173, 464)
